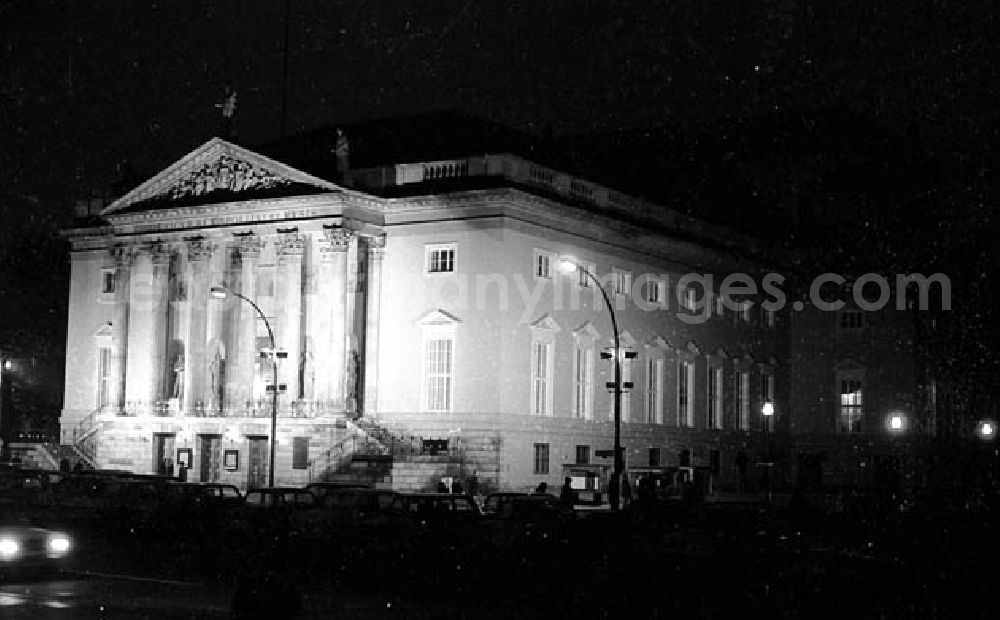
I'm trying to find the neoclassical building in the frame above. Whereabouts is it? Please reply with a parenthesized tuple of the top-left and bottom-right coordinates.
(62, 130, 804, 493)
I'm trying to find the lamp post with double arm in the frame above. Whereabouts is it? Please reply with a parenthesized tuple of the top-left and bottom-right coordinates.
(559, 258, 632, 511)
(211, 285, 279, 489)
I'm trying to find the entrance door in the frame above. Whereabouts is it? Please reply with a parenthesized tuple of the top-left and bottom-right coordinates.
(152, 433, 176, 475)
(198, 434, 222, 482)
(247, 436, 268, 489)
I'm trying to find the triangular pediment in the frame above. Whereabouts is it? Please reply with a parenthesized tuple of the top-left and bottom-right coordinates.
(606, 329, 636, 348)
(530, 314, 561, 332)
(93, 322, 114, 339)
(572, 321, 600, 339)
(102, 138, 345, 215)
(416, 309, 462, 326)
(648, 335, 670, 350)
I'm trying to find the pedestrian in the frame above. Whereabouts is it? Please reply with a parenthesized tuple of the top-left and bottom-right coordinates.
(59, 458, 71, 473)
(621, 475, 632, 509)
(468, 469, 479, 497)
(534, 481, 548, 495)
(437, 480, 448, 493)
(560, 477, 574, 507)
(452, 479, 464, 495)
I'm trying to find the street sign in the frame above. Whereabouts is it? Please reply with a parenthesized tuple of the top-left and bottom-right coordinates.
(595, 448, 624, 458)
(265, 384, 287, 394)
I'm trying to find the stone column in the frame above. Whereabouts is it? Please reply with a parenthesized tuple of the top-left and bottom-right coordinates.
(276, 233, 305, 402)
(125, 248, 152, 412)
(148, 242, 171, 405)
(362, 235, 386, 415)
(110, 244, 134, 411)
(235, 237, 263, 410)
(183, 238, 215, 413)
(316, 228, 353, 408)
(343, 236, 361, 415)
(204, 242, 229, 414)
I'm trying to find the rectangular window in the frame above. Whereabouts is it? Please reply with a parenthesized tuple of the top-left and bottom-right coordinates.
(678, 361, 695, 427)
(645, 357, 663, 424)
(573, 345, 594, 420)
(648, 447, 661, 467)
(613, 268, 632, 297)
(426, 245, 456, 274)
(761, 370, 775, 431)
(839, 310, 865, 329)
(708, 366, 723, 429)
(531, 341, 552, 416)
(646, 278, 662, 304)
(839, 377, 864, 433)
(97, 347, 112, 408)
(575, 445, 590, 465)
(533, 443, 550, 475)
(101, 270, 115, 294)
(534, 250, 554, 279)
(619, 356, 632, 422)
(736, 371, 750, 430)
(292, 437, 309, 470)
(424, 336, 454, 412)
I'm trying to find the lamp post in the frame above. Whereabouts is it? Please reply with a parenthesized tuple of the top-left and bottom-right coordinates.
(762, 401, 774, 504)
(211, 285, 279, 489)
(559, 258, 626, 511)
(886, 413, 907, 494)
(0, 356, 10, 459)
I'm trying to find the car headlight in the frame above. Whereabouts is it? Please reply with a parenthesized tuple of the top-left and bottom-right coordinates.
(48, 536, 71, 553)
(0, 538, 19, 557)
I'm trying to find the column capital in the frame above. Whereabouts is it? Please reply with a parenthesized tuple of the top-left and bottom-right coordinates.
(148, 241, 172, 266)
(277, 233, 306, 262)
(186, 238, 216, 262)
(320, 228, 354, 261)
(111, 244, 136, 268)
(366, 234, 387, 260)
(236, 235, 264, 259)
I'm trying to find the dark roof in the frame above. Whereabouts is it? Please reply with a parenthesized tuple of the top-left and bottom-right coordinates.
(259, 108, 567, 177)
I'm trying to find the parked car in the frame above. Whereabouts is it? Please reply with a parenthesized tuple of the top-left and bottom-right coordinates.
(244, 488, 317, 509)
(0, 504, 73, 577)
(303, 481, 372, 502)
(294, 488, 399, 541)
(480, 492, 530, 516)
(387, 492, 482, 529)
(482, 493, 575, 546)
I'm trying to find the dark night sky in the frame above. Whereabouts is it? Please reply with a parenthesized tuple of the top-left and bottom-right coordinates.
(1, 0, 998, 413)
(2, 0, 997, 207)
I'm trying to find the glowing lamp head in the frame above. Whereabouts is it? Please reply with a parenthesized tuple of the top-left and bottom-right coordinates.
(888, 414, 905, 433)
(978, 420, 995, 440)
(558, 259, 578, 275)
(2, 360, 11, 370)
(48, 535, 71, 553)
(210, 286, 228, 300)
(761, 402, 774, 417)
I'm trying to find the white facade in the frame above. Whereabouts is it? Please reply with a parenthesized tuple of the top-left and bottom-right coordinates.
(62, 137, 784, 492)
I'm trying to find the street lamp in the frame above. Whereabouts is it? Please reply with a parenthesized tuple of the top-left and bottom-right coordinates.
(211, 285, 279, 489)
(976, 419, 995, 440)
(559, 258, 627, 511)
(761, 401, 774, 504)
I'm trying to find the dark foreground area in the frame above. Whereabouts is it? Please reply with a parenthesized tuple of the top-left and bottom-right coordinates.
(10, 492, 998, 619)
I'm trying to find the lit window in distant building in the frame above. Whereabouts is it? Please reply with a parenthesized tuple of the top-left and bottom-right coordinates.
(533, 443, 550, 475)
(426, 245, 456, 274)
(761, 369, 775, 431)
(572, 345, 594, 420)
(575, 445, 590, 465)
(715, 294, 725, 317)
(101, 269, 115, 294)
(678, 361, 695, 427)
(736, 371, 750, 430)
(764, 308, 776, 328)
(839, 310, 865, 329)
(708, 366, 723, 429)
(613, 268, 632, 297)
(96, 347, 112, 408)
(423, 335, 454, 412)
(534, 249, 554, 279)
(645, 357, 663, 424)
(839, 377, 864, 433)
(740, 305, 752, 324)
(531, 340, 553, 416)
